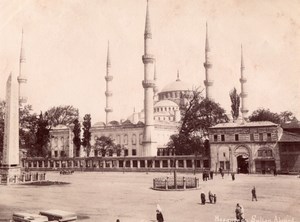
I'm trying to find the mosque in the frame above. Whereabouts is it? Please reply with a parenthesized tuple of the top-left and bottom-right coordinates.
(45, 1, 300, 173)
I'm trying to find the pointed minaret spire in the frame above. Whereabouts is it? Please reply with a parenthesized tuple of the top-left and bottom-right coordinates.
(240, 44, 248, 121)
(205, 22, 210, 51)
(142, 0, 156, 156)
(203, 22, 213, 100)
(144, 0, 152, 38)
(106, 41, 111, 67)
(105, 41, 113, 124)
(176, 69, 180, 81)
(18, 28, 28, 104)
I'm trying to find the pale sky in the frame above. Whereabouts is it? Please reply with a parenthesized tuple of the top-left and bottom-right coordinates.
(0, 0, 299, 124)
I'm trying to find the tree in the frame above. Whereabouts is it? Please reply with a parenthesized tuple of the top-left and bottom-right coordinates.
(249, 108, 281, 124)
(229, 87, 240, 120)
(279, 111, 295, 123)
(45, 105, 79, 127)
(94, 136, 122, 157)
(82, 114, 91, 157)
(72, 118, 81, 157)
(19, 104, 38, 150)
(168, 89, 228, 155)
(31, 112, 50, 157)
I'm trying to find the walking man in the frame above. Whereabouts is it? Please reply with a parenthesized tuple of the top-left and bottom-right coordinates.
(252, 186, 257, 201)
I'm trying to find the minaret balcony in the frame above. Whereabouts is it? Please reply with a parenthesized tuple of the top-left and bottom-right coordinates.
(204, 80, 213, 87)
(17, 76, 27, 83)
(142, 80, 155, 88)
(203, 62, 212, 69)
(142, 54, 155, 64)
(105, 76, 113, 81)
(144, 33, 152, 39)
(19, 96, 28, 104)
(241, 109, 249, 113)
(240, 92, 248, 97)
(105, 91, 113, 97)
(105, 107, 113, 112)
(240, 78, 247, 83)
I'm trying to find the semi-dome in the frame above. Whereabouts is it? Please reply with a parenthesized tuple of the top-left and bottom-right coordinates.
(154, 99, 178, 108)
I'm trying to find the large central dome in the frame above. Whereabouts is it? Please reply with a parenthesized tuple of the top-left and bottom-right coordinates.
(161, 78, 191, 93)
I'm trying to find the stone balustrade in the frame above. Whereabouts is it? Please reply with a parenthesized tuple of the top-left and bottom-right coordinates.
(21, 155, 209, 173)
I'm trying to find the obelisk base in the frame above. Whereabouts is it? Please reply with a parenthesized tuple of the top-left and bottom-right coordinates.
(0, 165, 21, 185)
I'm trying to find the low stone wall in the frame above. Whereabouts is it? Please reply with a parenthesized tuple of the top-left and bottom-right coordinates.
(0, 172, 46, 185)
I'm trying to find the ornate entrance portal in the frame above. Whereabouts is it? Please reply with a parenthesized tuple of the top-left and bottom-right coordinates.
(237, 155, 249, 173)
(234, 146, 250, 173)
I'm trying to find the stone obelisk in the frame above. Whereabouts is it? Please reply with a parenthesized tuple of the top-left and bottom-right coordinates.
(0, 73, 21, 178)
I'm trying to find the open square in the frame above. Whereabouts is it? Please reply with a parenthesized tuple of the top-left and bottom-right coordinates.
(0, 172, 299, 221)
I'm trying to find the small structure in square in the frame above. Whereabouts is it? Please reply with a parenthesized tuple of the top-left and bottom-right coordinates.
(153, 173, 200, 191)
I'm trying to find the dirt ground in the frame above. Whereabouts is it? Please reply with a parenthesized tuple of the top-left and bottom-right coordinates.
(0, 172, 299, 222)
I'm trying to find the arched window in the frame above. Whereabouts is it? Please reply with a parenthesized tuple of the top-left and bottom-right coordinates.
(123, 134, 128, 145)
(132, 134, 137, 145)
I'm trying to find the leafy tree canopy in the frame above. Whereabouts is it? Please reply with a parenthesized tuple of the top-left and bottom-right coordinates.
(168, 89, 228, 155)
(249, 108, 295, 124)
(45, 105, 79, 127)
(94, 136, 122, 157)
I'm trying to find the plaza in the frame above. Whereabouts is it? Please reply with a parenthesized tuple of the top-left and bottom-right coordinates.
(0, 172, 299, 221)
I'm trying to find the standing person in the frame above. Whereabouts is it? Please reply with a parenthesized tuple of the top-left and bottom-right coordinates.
(213, 194, 217, 204)
(201, 192, 206, 205)
(273, 168, 277, 176)
(252, 186, 257, 201)
(156, 210, 164, 222)
(156, 204, 164, 222)
(210, 170, 214, 180)
(235, 203, 241, 221)
(231, 172, 235, 181)
(208, 191, 213, 203)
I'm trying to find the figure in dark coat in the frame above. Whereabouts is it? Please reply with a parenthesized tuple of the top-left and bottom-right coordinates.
(213, 194, 217, 204)
(201, 192, 206, 205)
(156, 210, 164, 222)
(210, 171, 214, 180)
(252, 186, 257, 201)
(231, 172, 235, 181)
(208, 191, 213, 203)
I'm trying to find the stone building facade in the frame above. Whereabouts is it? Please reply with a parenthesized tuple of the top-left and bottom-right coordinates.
(209, 121, 282, 173)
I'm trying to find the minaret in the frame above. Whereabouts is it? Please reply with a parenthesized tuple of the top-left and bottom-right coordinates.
(203, 22, 213, 100)
(153, 61, 159, 102)
(240, 45, 248, 120)
(105, 41, 113, 125)
(18, 29, 28, 104)
(176, 69, 180, 81)
(142, 0, 156, 156)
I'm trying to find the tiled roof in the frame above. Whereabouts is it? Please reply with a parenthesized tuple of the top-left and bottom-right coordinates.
(279, 131, 300, 142)
(210, 121, 277, 129)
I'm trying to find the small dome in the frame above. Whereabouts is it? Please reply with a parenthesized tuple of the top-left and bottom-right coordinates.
(154, 100, 178, 108)
(93, 122, 106, 127)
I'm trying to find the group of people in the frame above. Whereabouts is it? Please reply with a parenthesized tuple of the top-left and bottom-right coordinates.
(200, 191, 217, 204)
(202, 170, 214, 181)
